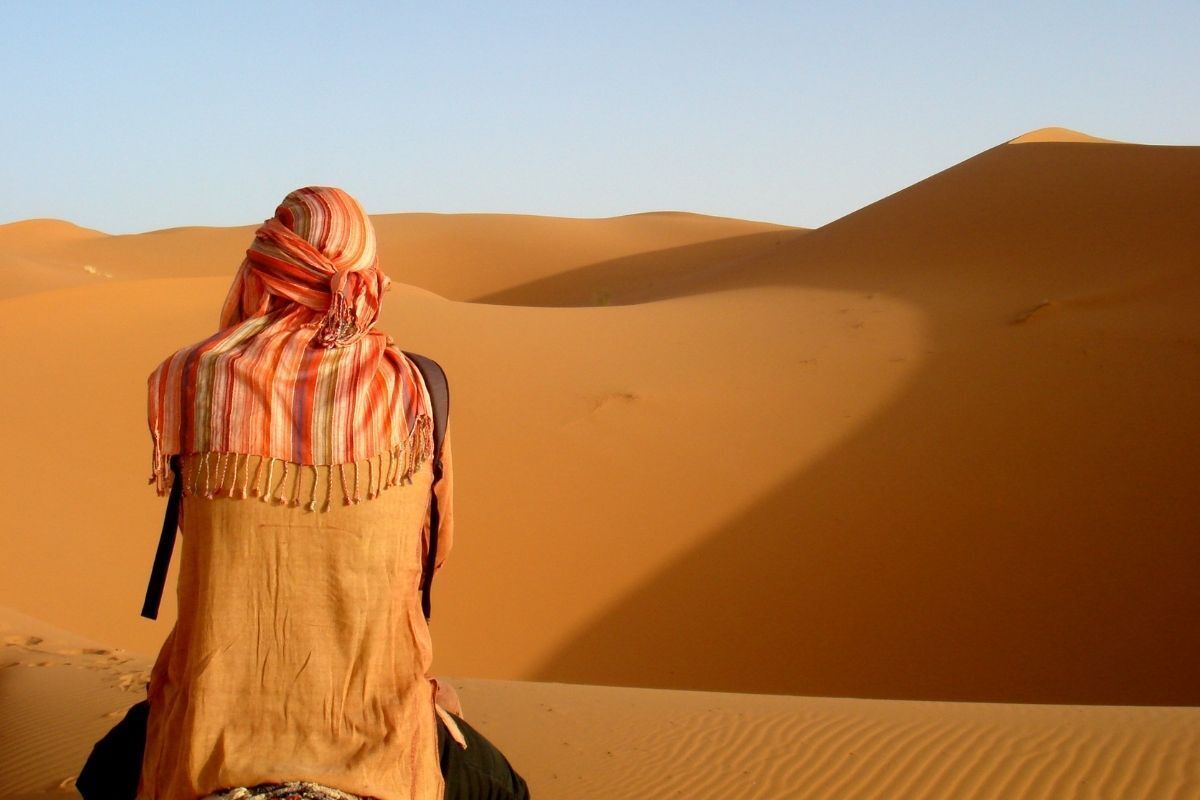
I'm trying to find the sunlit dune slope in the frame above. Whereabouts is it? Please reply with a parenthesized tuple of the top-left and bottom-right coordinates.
(0, 219, 111, 298)
(0, 218, 107, 246)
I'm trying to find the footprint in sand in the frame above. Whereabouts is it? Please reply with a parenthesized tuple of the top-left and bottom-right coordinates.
(3, 634, 44, 647)
(54, 646, 114, 656)
(117, 670, 152, 691)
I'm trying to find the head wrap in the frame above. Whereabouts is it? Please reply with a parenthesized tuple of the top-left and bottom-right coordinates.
(146, 186, 434, 509)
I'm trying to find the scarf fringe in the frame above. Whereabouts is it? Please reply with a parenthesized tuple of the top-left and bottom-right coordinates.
(146, 414, 435, 512)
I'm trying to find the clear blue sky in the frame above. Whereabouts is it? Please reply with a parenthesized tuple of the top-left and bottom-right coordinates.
(3, 1, 1197, 235)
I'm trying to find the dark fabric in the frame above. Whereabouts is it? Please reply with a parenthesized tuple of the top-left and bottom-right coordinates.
(438, 712, 530, 800)
(141, 454, 183, 621)
(401, 350, 449, 622)
(77, 699, 149, 799)
(77, 699, 530, 799)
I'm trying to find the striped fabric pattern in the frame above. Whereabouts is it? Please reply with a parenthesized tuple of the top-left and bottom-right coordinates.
(147, 186, 434, 509)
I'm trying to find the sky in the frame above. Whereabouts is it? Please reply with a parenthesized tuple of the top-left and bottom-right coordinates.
(2, 1, 1197, 235)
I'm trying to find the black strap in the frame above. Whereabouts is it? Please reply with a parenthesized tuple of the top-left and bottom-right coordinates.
(141, 455, 182, 620)
(140, 354, 449, 622)
(401, 351, 450, 621)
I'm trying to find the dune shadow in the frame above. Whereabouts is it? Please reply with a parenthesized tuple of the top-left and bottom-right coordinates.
(470, 229, 807, 307)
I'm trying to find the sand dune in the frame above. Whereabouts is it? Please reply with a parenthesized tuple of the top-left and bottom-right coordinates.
(0, 211, 797, 302)
(469, 219, 805, 306)
(1, 127, 1197, 726)
(4, 606, 1198, 800)
(0, 219, 107, 246)
(462, 681, 1200, 800)
(535, 132, 1200, 703)
(0, 607, 148, 799)
(0, 220, 111, 298)
(373, 210, 802, 304)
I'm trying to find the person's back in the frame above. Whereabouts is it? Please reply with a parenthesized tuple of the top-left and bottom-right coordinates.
(138, 448, 456, 799)
(75, 186, 527, 800)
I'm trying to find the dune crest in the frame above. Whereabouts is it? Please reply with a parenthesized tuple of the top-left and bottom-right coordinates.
(0, 211, 798, 305)
(1007, 126, 1119, 144)
(0, 217, 106, 246)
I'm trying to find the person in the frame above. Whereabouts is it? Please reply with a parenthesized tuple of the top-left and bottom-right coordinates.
(81, 186, 528, 800)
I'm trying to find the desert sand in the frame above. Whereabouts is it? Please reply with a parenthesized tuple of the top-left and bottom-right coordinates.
(4, 605, 1198, 799)
(1, 126, 1198, 797)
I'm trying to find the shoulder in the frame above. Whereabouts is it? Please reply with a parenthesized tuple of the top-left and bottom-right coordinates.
(146, 340, 198, 387)
(147, 324, 242, 386)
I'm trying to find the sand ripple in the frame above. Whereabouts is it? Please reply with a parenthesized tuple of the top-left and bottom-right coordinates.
(458, 681, 1200, 800)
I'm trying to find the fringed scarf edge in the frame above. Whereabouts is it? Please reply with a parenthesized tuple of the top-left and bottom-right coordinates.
(147, 414, 434, 513)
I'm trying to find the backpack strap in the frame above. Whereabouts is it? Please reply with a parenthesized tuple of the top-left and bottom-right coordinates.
(141, 454, 182, 620)
(401, 351, 450, 621)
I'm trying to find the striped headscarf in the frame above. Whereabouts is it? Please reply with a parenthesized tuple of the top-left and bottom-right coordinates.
(146, 186, 434, 510)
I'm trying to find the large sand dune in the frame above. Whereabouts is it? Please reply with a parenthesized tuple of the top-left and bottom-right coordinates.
(534, 132, 1200, 704)
(1, 128, 1197, 736)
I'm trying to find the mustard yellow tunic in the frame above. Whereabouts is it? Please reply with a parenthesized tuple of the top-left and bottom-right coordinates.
(137, 435, 462, 800)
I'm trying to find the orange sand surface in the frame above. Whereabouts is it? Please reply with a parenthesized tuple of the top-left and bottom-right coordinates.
(1, 126, 1199, 795)
(4, 605, 1198, 799)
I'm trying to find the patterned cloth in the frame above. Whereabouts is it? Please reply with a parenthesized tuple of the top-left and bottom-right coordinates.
(202, 781, 372, 800)
(146, 186, 434, 509)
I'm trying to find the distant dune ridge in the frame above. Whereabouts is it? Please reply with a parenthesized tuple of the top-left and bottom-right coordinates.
(1, 127, 1199, 797)
(0, 210, 799, 303)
